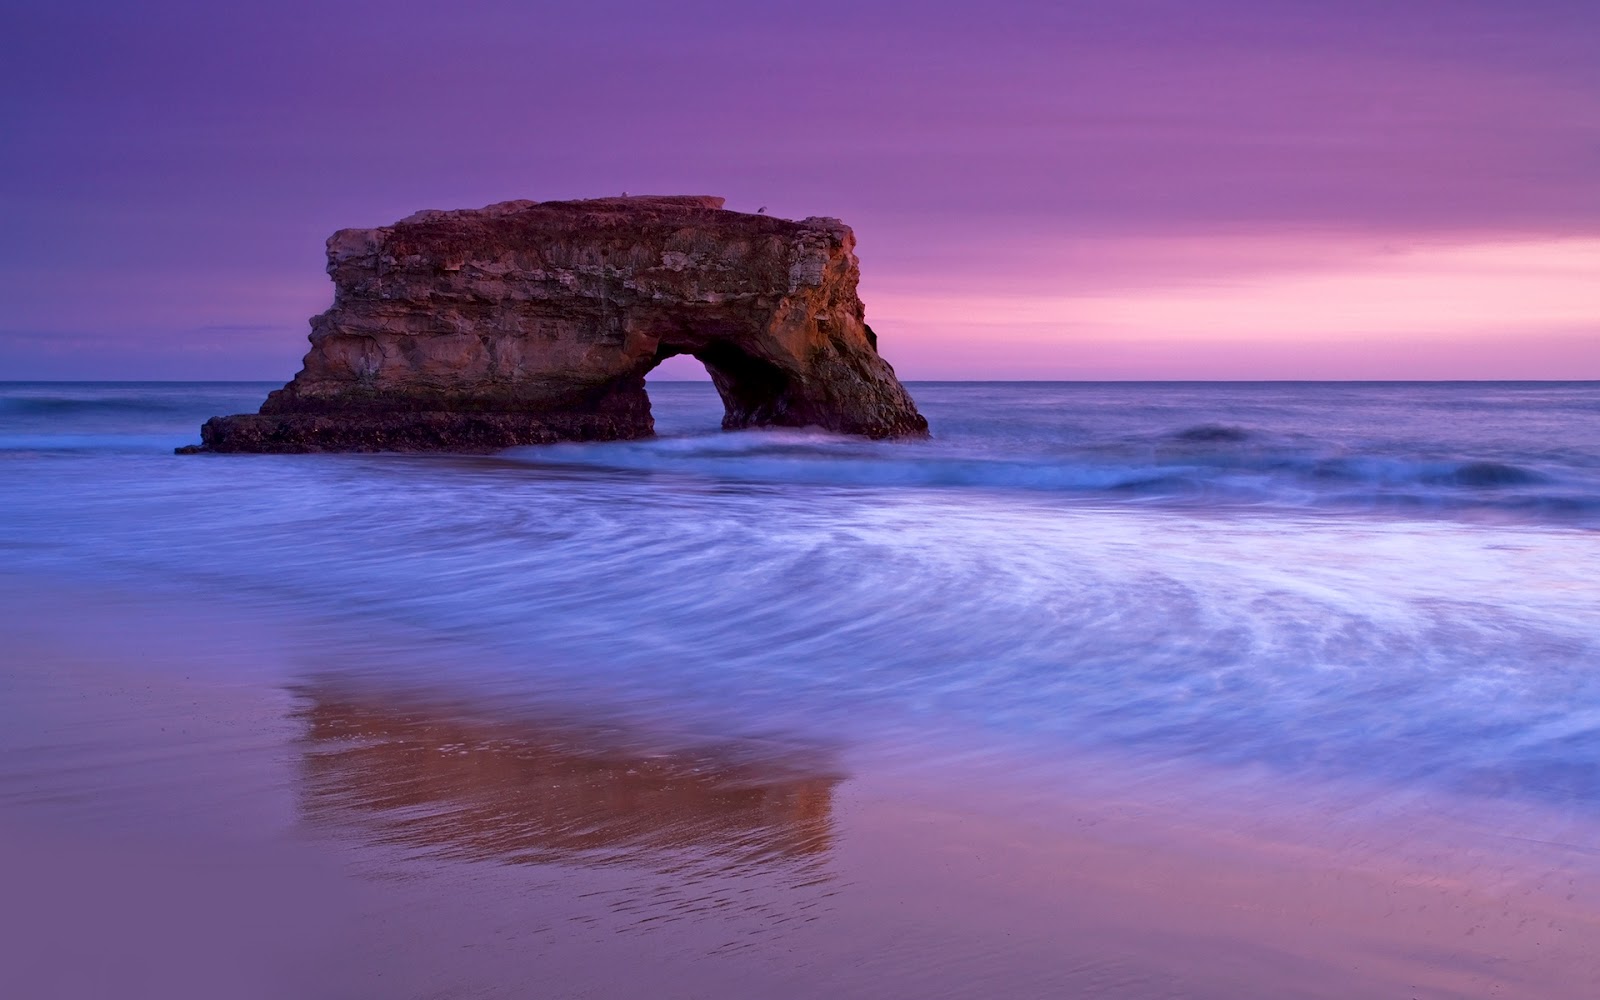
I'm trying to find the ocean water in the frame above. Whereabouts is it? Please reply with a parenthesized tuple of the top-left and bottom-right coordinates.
(3, 379, 1599, 821)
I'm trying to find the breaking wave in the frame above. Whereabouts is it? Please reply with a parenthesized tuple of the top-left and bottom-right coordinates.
(504, 424, 1594, 524)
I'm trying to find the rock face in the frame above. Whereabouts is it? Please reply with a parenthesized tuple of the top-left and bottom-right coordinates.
(185, 195, 927, 452)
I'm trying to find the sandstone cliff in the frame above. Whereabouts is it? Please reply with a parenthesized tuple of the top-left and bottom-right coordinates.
(185, 195, 927, 452)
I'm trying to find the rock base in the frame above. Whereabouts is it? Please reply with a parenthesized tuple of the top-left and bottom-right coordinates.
(178, 409, 648, 454)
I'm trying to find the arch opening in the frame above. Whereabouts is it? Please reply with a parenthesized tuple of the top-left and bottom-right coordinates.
(644, 338, 795, 433)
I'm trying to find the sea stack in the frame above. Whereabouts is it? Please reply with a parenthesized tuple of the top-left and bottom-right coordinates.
(182, 195, 927, 453)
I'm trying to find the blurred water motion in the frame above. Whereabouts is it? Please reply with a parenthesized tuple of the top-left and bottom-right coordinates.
(5, 381, 1598, 807)
(292, 684, 840, 870)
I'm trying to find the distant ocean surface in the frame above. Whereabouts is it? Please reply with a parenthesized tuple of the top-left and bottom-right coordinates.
(4, 380, 1599, 817)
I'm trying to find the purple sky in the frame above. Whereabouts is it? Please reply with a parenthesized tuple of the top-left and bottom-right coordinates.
(4, 0, 1597, 379)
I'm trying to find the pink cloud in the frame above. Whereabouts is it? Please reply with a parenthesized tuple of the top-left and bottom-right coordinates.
(867, 238, 1600, 379)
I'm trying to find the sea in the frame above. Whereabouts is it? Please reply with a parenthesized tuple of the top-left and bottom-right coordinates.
(3, 379, 1598, 997)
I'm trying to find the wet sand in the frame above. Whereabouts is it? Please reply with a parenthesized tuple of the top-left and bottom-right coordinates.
(3, 575, 1597, 999)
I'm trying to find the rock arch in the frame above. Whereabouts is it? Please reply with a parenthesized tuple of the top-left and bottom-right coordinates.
(185, 196, 926, 452)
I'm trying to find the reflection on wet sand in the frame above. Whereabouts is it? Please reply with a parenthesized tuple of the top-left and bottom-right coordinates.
(291, 684, 840, 872)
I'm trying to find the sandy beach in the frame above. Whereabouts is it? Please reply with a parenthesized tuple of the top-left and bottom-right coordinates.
(5, 573, 1596, 999)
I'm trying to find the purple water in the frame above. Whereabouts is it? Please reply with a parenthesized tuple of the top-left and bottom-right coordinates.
(3, 380, 1597, 817)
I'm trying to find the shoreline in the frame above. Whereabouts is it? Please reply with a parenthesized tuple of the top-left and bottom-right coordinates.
(4, 571, 1597, 998)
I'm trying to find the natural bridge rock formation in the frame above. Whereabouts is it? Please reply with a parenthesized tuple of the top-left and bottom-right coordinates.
(185, 195, 927, 452)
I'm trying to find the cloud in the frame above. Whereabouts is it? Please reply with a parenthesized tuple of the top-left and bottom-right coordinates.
(3, 2, 1597, 378)
(870, 238, 1600, 379)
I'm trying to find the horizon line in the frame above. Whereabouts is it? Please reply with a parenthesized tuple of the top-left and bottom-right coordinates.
(5, 378, 1597, 386)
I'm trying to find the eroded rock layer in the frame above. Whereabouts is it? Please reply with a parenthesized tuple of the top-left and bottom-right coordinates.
(186, 195, 927, 452)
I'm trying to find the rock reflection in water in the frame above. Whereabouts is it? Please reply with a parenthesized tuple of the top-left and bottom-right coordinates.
(291, 684, 840, 874)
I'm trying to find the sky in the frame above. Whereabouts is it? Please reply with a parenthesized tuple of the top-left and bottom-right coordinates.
(3, 0, 1597, 380)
